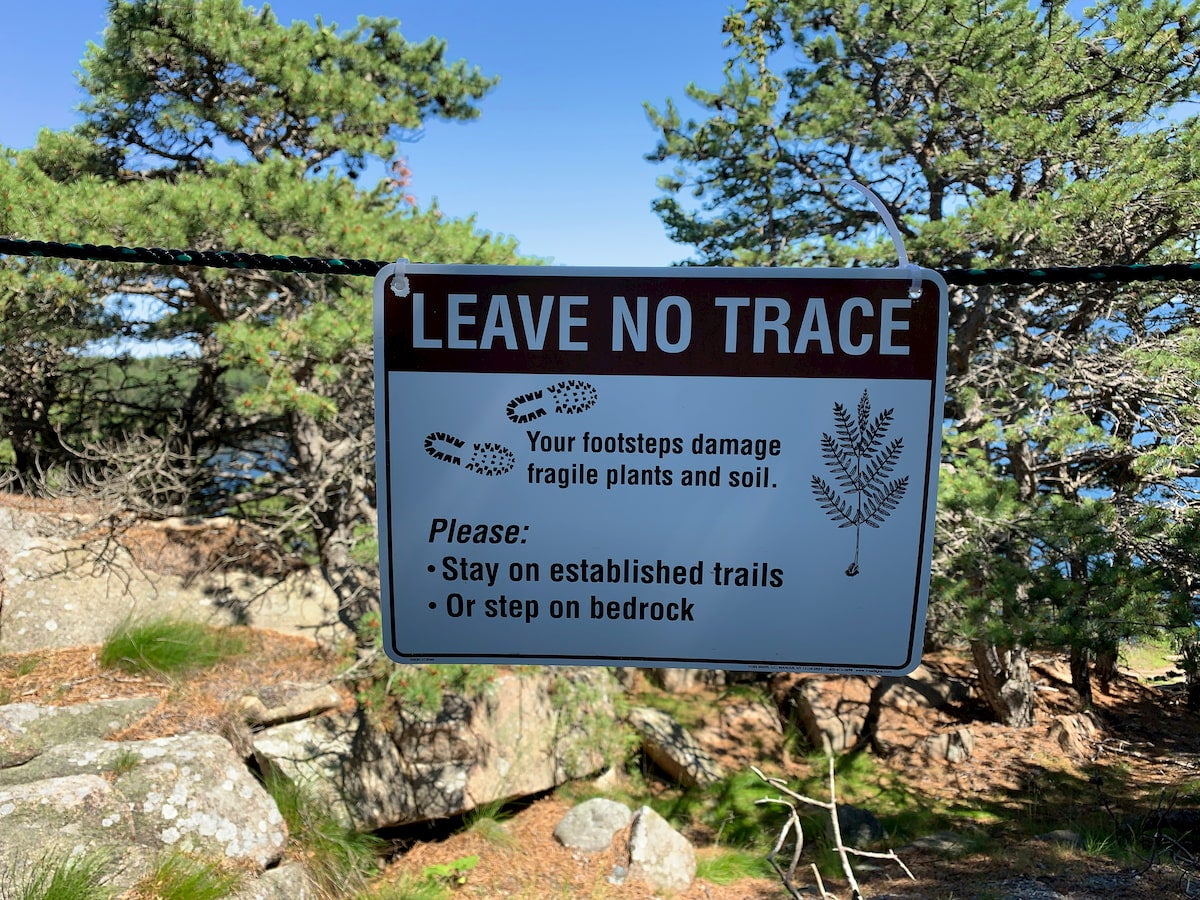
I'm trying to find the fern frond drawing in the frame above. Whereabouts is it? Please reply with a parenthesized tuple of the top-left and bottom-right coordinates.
(810, 390, 909, 576)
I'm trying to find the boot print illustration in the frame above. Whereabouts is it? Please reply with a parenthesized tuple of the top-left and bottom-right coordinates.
(505, 379, 598, 424)
(424, 432, 515, 476)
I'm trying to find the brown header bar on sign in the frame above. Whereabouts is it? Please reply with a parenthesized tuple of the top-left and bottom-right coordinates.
(383, 271, 942, 380)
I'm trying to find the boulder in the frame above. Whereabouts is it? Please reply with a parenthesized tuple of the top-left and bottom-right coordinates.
(922, 726, 976, 763)
(827, 802, 885, 848)
(253, 667, 618, 830)
(627, 805, 696, 893)
(1048, 713, 1100, 758)
(554, 799, 695, 892)
(236, 683, 343, 727)
(774, 668, 972, 755)
(646, 667, 726, 692)
(2, 563, 348, 654)
(554, 797, 633, 852)
(249, 708, 361, 826)
(695, 698, 784, 766)
(784, 678, 864, 753)
(1, 697, 158, 767)
(0, 500, 348, 654)
(0, 505, 62, 561)
(628, 706, 724, 787)
(891, 665, 972, 712)
(231, 862, 318, 899)
(0, 729, 286, 889)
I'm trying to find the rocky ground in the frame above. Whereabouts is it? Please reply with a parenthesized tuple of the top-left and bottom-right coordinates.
(4, 494, 1200, 898)
(5, 631, 1200, 898)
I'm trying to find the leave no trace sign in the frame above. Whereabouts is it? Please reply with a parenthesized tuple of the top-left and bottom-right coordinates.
(373, 265, 948, 674)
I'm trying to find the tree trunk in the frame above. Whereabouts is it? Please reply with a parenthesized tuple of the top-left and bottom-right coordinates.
(1094, 643, 1119, 695)
(971, 640, 1035, 727)
(1069, 645, 1093, 707)
(289, 413, 380, 639)
(849, 678, 897, 757)
(1180, 637, 1200, 711)
(318, 522, 379, 637)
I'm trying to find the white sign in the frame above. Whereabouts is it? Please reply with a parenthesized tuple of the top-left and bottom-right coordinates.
(374, 265, 947, 674)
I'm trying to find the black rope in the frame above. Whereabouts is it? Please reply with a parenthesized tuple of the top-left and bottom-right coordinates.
(949, 262, 1200, 286)
(0, 237, 385, 277)
(5, 235, 1200, 286)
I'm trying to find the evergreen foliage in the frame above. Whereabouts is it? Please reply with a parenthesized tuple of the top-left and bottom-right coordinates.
(0, 0, 531, 633)
(648, 0, 1200, 721)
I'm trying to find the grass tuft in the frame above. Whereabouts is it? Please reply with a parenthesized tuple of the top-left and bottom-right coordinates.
(656, 769, 789, 851)
(261, 767, 382, 895)
(4, 850, 112, 900)
(464, 801, 517, 847)
(107, 747, 143, 778)
(98, 616, 246, 676)
(357, 876, 450, 900)
(695, 847, 774, 884)
(130, 851, 242, 900)
(357, 858, 477, 900)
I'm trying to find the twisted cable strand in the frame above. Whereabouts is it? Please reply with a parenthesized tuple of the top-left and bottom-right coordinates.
(5, 236, 1200, 285)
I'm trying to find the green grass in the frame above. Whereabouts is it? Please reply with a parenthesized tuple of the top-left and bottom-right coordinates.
(463, 800, 517, 847)
(1122, 635, 1180, 681)
(107, 747, 143, 777)
(655, 769, 791, 851)
(630, 687, 709, 731)
(695, 847, 774, 883)
(359, 857, 478, 900)
(650, 751, 982, 889)
(261, 767, 382, 894)
(793, 751, 972, 844)
(131, 851, 242, 900)
(4, 850, 112, 900)
(98, 616, 246, 676)
(358, 877, 450, 900)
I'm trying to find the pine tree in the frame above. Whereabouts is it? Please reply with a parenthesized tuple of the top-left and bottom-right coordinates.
(648, 0, 1200, 724)
(0, 0, 528, 632)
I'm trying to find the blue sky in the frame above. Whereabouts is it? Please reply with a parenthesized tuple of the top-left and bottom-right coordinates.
(0, 1, 738, 267)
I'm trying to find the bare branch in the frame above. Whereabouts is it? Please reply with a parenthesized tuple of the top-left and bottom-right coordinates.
(752, 760, 914, 900)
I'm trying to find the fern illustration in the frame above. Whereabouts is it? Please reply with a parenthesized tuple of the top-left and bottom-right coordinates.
(810, 390, 909, 576)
